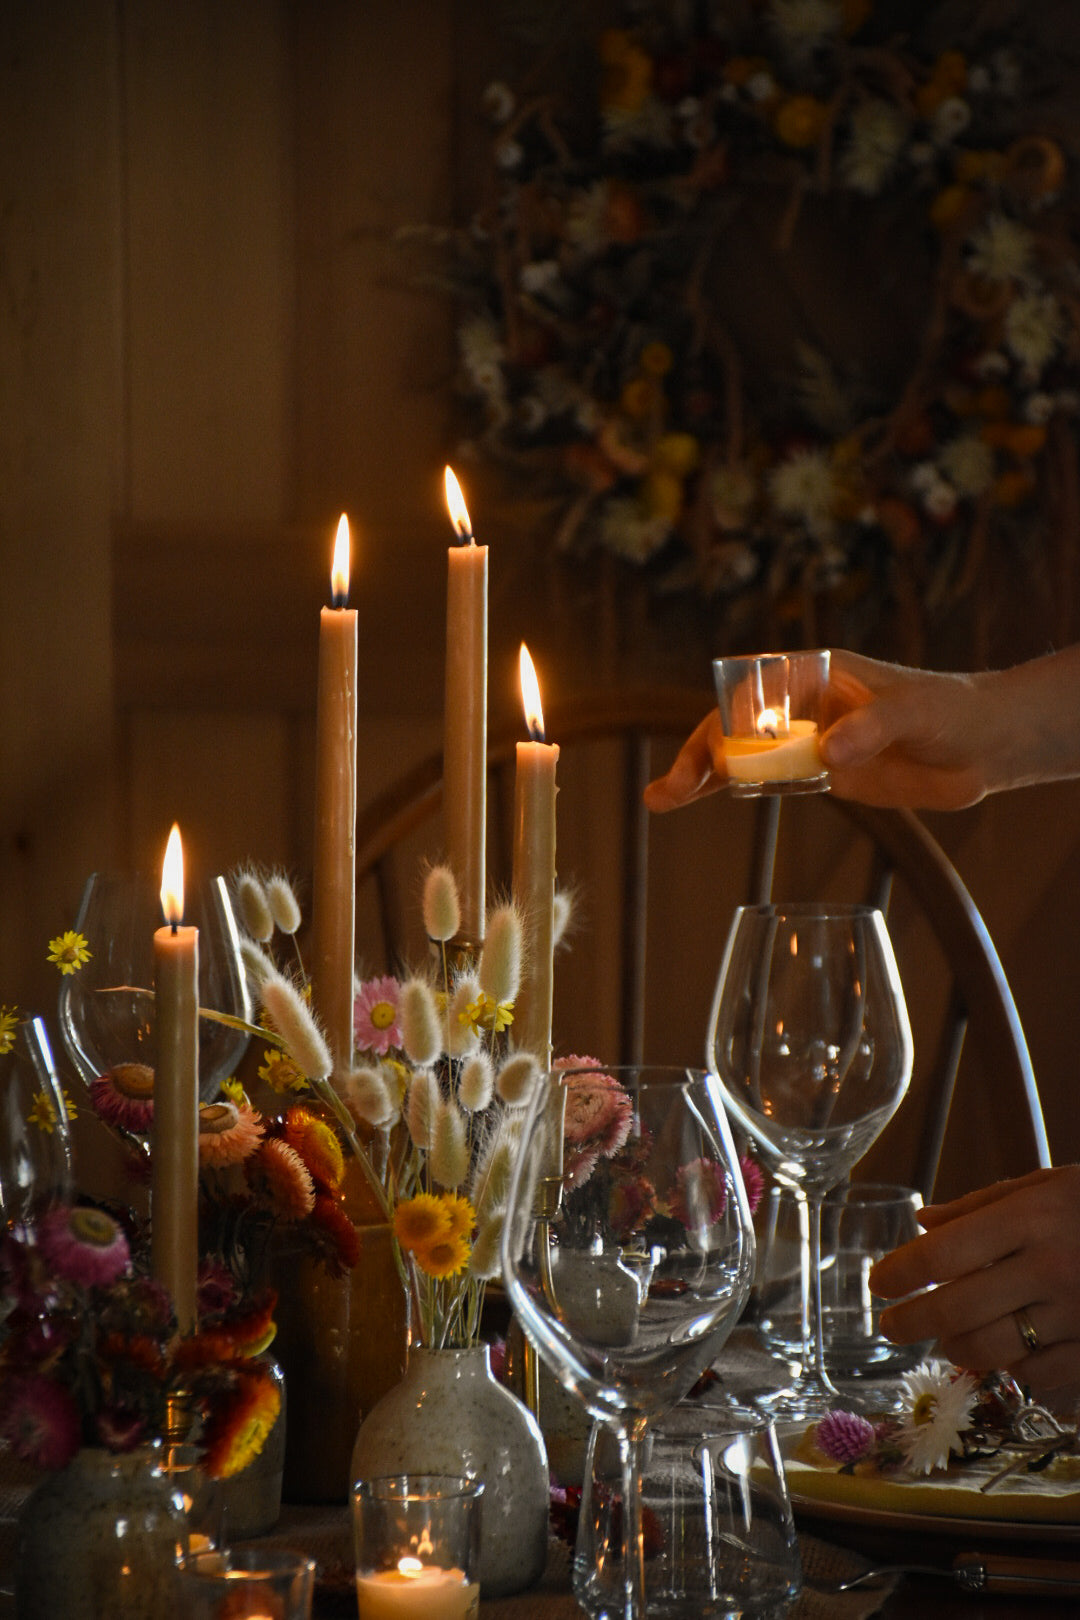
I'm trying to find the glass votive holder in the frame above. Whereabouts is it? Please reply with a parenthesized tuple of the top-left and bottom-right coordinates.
(575, 1411, 801, 1619)
(757, 1181, 933, 1382)
(712, 649, 830, 796)
(352, 1474, 483, 1620)
(175, 1546, 316, 1619)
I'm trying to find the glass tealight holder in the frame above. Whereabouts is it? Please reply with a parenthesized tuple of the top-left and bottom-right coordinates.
(713, 649, 830, 796)
(175, 1546, 315, 1619)
(352, 1474, 483, 1620)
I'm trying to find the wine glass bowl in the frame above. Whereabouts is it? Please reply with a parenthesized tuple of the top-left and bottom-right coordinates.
(709, 904, 913, 1420)
(502, 1065, 757, 1620)
(0, 1017, 74, 1231)
(58, 871, 252, 1114)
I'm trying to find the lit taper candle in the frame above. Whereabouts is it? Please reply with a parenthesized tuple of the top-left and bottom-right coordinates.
(311, 513, 358, 1071)
(153, 822, 199, 1333)
(443, 466, 488, 947)
(511, 644, 558, 1063)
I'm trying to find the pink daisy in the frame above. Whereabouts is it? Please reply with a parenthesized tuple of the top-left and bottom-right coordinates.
(37, 1205, 130, 1287)
(197, 1100, 265, 1167)
(669, 1158, 728, 1230)
(1, 1375, 81, 1470)
(89, 1063, 155, 1133)
(354, 976, 402, 1055)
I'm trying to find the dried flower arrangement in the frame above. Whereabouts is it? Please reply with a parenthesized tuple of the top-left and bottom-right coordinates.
(434, 1, 1080, 649)
(0, 1203, 280, 1477)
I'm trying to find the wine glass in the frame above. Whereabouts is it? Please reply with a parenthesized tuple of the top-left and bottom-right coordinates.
(0, 1016, 74, 1231)
(501, 1065, 756, 1620)
(708, 903, 913, 1422)
(58, 871, 252, 1122)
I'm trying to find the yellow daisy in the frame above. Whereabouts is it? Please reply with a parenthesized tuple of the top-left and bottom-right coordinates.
(0, 1005, 18, 1055)
(440, 1192, 476, 1241)
(258, 1047, 308, 1095)
(47, 931, 92, 975)
(27, 1091, 58, 1134)
(413, 1229, 471, 1280)
(393, 1192, 452, 1253)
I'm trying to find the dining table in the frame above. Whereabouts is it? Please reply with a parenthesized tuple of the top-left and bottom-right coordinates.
(3, 1326, 1080, 1618)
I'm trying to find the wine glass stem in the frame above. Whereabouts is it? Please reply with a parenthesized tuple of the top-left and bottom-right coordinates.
(618, 1416, 649, 1620)
(808, 1191, 839, 1396)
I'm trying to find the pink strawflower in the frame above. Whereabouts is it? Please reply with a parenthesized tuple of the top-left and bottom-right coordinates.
(1, 1375, 81, 1470)
(670, 1158, 728, 1229)
(354, 976, 403, 1055)
(816, 1408, 878, 1465)
(739, 1154, 766, 1215)
(197, 1100, 264, 1167)
(563, 1147, 601, 1191)
(197, 1259, 240, 1318)
(560, 1064, 633, 1159)
(95, 1405, 146, 1453)
(89, 1063, 155, 1133)
(37, 1205, 130, 1287)
(610, 1173, 656, 1241)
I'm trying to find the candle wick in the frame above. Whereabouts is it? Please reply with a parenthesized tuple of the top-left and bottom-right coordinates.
(527, 721, 545, 744)
(170, 921, 179, 936)
(331, 590, 348, 610)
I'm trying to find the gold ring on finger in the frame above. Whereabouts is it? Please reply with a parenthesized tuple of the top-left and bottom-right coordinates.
(1013, 1306, 1041, 1354)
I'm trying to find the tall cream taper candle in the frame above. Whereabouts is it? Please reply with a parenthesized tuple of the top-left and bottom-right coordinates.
(443, 467, 488, 948)
(511, 644, 558, 1065)
(152, 822, 199, 1334)
(311, 513, 358, 1071)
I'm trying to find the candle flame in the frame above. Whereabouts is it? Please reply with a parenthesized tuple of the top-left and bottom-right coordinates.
(519, 643, 545, 741)
(397, 1557, 425, 1579)
(444, 466, 473, 543)
(160, 823, 184, 925)
(756, 705, 790, 738)
(331, 513, 351, 606)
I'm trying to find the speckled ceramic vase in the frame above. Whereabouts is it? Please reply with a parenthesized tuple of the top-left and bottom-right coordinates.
(349, 1344, 549, 1597)
(16, 1445, 187, 1620)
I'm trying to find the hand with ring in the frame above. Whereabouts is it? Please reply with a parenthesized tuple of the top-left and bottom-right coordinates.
(868, 1166, 1080, 1404)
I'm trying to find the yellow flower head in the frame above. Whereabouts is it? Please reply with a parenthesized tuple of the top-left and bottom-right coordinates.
(258, 1047, 309, 1095)
(413, 1229, 472, 1280)
(0, 1005, 18, 1056)
(461, 993, 514, 1036)
(47, 931, 92, 975)
(27, 1091, 58, 1134)
(773, 95, 829, 150)
(440, 1193, 476, 1241)
(202, 1368, 283, 1480)
(220, 1076, 247, 1106)
(394, 1192, 452, 1253)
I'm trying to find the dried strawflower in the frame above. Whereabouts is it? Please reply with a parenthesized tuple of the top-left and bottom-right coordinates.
(394, 1192, 452, 1252)
(0, 1005, 18, 1055)
(37, 1206, 130, 1287)
(89, 1064, 155, 1134)
(197, 1101, 264, 1167)
(46, 931, 91, 975)
(247, 1138, 315, 1220)
(354, 976, 402, 1055)
(899, 1361, 979, 1475)
(284, 1106, 345, 1192)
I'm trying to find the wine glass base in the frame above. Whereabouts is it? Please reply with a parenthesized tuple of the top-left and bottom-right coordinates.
(754, 1377, 841, 1425)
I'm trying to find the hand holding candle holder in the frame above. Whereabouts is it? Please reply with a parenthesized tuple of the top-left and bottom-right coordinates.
(713, 649, 830, 796)
(353, 1475, 483, 1620)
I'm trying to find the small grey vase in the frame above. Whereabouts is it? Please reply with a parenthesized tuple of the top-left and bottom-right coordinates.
(349, 1343, 549, 1597)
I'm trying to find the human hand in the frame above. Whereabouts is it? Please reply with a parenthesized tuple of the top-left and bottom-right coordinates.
(868, 1166, 1080, 1402)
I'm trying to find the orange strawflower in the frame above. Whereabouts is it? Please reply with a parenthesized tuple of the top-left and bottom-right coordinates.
(201, 1366, 282, 1479)
(247, 1138, 315, 1220)
(284, 1106, 345, 1192)
(311, 1194, 361, 1275)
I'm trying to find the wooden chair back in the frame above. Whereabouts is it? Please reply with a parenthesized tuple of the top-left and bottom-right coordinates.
(354, 687, 1049, 1200)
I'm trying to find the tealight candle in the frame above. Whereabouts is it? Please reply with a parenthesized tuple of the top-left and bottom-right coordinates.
(713, 649, 830, 797)
(355, 1560, 479, 1620)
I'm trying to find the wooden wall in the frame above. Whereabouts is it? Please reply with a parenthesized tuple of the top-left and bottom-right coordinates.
(2, 1, 1079, 1200)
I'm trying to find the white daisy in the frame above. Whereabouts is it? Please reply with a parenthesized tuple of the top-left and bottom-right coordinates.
(967, 214, 1035, 285)
(1005, 290, 1065, 374)
(769, 0, 843, 64)
(899, 1360, 979, 1476)
(600, 497, 671, 563)
(938, 434, 995, 497)
(768, 448, 838, 538)
(841, 99, 908, 196)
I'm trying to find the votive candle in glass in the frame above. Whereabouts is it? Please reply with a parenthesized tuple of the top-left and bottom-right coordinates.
(353, 1474, 483, 1620)
(713, 649, 830, 796)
